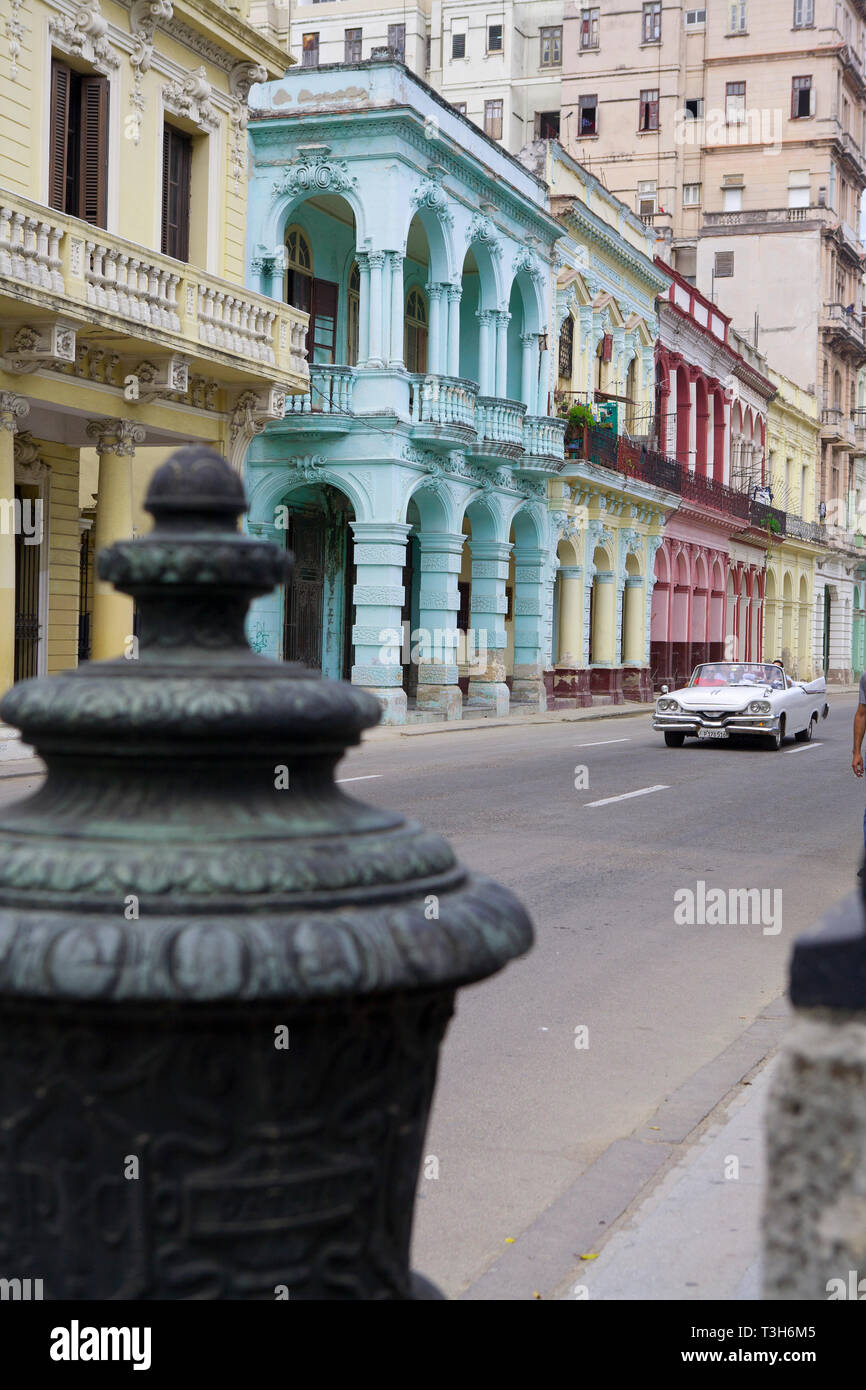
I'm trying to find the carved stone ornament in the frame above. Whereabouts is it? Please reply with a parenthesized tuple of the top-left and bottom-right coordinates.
(129, 0, 173, 134)
(466, 212, 503, 258)
(162, 66, 218, 131)
(0, 445, 533, 1300)
(273, 154, 359, 200)
(410, 177, 454, 228)
(49, 0, 120, 73)
(85, 418, 146, 456)
(512, 247, 544, 284)
(2, 322, 77, 375)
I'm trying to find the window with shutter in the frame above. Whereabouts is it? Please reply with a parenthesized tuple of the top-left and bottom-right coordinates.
(49, 60, 70, 212)
(161, 123, 192, 262)
(310, 278, 338, 364)
(79, 76, 109, 228)
(49, 59, 108, 227)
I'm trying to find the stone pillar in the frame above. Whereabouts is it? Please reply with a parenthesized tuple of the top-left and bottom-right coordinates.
(416, 530, 464, 720)
(350, 520, 410, 725)
(87, 419, 145, 661)
(521, 332, 536, 415)
(0, 393, 29, 694)
(358, 252, 371, 366)
(367, 252, 385, 368)
(446, 285, 461, 378)
(538, 339, 551, 417)
(495, 311, 510, 398)
(688, 375, 698, 472)
(591, 571, 616, 665)
(764, 891, 866, 1300)
(557, 566, 583, 665)
(622, 576, 644, 663)
(427, 284, 444, 375)
(388, 251, 404, 369)
(511, 546, 547, 711)
(245, 519, 283, 658)
(467, 538, 511, 714)
(477, 310, 492, 395)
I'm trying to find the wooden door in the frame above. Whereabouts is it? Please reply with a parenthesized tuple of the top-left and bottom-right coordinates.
(284, 509, 325, 669)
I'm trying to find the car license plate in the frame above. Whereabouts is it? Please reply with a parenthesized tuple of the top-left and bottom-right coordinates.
(698, 728, 728, 740)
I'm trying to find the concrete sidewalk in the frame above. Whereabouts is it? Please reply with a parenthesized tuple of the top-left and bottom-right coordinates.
(570, 1056, 774, 1301)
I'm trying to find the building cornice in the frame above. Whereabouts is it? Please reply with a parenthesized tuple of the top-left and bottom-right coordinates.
(557, 201, 670, 297)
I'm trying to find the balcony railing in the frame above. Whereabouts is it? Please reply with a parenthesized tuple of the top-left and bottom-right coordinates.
(821, 301, 866, 346)
(475, 397, 526, 450)
(523, 415, 566, 461)
(786, 513, 828, 545)
(702, 206, 828, 228)
(408, 374, 477, 429)
(0, 188, 308, 387)
(285, 364, 355, 415)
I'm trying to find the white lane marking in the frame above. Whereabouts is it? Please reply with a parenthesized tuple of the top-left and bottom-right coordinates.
(586, 784, 670, 808)
(336, 774, 384, 783)
(788, 742, 823, 753)
(575, 738, 632, 748)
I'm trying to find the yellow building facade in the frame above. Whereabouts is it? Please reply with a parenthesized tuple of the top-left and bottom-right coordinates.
(763, 369, 824, 680)
(0, 0, 307, 726)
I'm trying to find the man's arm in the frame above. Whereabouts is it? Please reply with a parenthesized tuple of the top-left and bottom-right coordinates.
(853, 703, 866, 777)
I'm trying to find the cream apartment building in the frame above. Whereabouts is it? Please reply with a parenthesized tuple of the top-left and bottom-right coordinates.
(271, 0, 564, 152)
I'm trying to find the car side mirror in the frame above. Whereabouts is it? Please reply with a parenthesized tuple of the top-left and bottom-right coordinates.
(661, 685, 669, 695)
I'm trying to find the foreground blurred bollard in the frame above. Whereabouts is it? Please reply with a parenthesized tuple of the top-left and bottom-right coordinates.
(0, 446, 533, 1300)
(763, 883, 866, 1299)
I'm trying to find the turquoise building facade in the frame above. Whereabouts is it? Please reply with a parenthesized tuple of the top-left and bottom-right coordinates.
(243, 57, 567, 723)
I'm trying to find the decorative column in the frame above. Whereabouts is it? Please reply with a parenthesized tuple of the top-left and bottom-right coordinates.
(367, 252, 385, 368)
(87, 419, 146, 661)
(446, 285, 461, 378)
(427, 284, 444, 375)
(512, 546, 547, 711)
(538, 336, 551, 418)
(521, 332, 537, 415)
(466, 538, 511, 714)
(494, 310, 510, 398)
(416, 530, 465, 720)
(388, 251, 404, 369)
(591, 571, 617, 665)
(350, 520, 410, 725)
(245, 519, 283, 659)
(644, 535, 664, 666)
(357, 251, 371, 367)
(477, 310, 493, 396)
(557, 566, 583, 665)
(688, 373, 698, 472)
(622, 577, 644, 663)
(0, 393, 29, 694)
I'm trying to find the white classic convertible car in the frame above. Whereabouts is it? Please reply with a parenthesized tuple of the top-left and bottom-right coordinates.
(653, 662, 829, 750)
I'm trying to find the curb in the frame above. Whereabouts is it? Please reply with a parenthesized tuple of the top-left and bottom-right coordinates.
(364, 705, 656, 740)
(459, 996, 789, 1302)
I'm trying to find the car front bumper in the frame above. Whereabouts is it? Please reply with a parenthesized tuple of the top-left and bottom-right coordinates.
(653, 711, 781, 736)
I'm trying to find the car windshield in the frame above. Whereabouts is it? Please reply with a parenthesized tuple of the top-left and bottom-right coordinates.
(689, 663, 783, 690)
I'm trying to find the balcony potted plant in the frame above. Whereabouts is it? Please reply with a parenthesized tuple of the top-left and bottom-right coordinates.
(559, 401, 596, 455)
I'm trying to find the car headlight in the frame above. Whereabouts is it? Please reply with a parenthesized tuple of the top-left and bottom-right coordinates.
(748, 700, 771, 714)
(657, 698, 680, 712)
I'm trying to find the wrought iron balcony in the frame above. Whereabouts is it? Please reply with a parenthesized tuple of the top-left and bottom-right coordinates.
(785, 513, 828, 545)
(0, 188, 309, 392)
(582, 425, 752, 521)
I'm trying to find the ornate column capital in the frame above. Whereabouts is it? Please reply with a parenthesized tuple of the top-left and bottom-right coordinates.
(0, 392, 30, 432)
(446, 284, 462, 303)
(86, 418, 146, 457)
(426, 282, 445, 301)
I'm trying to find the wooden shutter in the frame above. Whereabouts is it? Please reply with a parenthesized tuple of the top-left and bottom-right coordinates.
(79, 75, 109, 227)
(49, 60, 71, 212)
(161, 124, 192, 261)
(310, 278, 338, 364)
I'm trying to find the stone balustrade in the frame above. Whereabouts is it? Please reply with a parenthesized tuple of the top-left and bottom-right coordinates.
(286, 364, 355, 415)
(0, 186, 308, 392)
(0, 204, 65, 293)
(86, 243, 181, 331)
(475, 397, 527, 448)
(409, 374, 477, 429)
(197, 283, 276, 365)
(523, 415, 566, 460)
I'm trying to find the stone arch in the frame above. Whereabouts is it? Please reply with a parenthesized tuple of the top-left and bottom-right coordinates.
(266, 187, 368, 268)
(403, 203, 453, 284)
(247, 462, 373, 526)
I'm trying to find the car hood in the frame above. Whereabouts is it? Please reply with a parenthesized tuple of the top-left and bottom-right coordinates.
(667, 686, 772, 712)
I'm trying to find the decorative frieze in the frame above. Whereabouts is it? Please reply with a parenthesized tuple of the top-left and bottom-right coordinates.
(272, 151, 355, 201)
(2, 322, 76, 374)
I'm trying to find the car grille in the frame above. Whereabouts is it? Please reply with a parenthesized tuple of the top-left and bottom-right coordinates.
(698, 710, 735, 721)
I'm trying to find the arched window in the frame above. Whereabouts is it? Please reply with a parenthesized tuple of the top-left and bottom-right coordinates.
(285, 226, 313, 313)
(347, 261, 360, 366)
(558, 315, 574, 381)
(405, 286, 428, 373)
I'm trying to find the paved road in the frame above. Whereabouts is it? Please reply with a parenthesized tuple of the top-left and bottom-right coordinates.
(338, 695, 864, 1297)
(0, 699, 858, 1299)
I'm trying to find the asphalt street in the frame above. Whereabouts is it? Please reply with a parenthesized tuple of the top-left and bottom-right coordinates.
(340, 694, 864, 1297)
(0, 697, 859, 1300)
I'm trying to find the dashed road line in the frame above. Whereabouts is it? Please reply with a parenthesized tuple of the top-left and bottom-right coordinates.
(575, 738, 632, 748)
(586, 784, 670, 808)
